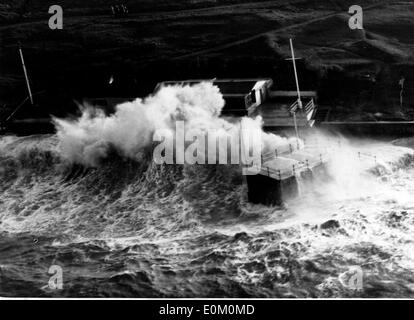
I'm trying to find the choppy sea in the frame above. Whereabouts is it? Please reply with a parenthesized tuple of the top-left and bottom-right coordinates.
(0, 134, 413, 297)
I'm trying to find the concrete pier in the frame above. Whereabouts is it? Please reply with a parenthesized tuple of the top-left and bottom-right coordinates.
(245, 145, 329, 206)
(246, 174, 298, 206)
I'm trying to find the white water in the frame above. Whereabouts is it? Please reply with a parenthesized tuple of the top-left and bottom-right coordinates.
(0, 84, 413, 297)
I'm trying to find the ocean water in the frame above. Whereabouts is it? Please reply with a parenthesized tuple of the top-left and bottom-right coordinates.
(0, 134, 413, 298)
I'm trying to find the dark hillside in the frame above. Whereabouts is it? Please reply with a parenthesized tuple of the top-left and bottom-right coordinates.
(0, 0, 413, 121)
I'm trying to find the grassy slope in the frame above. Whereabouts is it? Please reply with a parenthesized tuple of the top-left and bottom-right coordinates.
(0, 0, 413, 120)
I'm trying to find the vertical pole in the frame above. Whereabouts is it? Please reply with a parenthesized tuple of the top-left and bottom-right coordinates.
(296, 134, 300, 149)
(293, 111, 299, 142)
(289, 38, 302, 108)
(19, 46, 34, 106)
(289, 38, 301, 141)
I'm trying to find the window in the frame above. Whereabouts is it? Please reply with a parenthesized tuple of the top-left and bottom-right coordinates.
(250, 90, 256, 104)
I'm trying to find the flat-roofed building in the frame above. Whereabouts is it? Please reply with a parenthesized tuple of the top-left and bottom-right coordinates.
(154, 78, 273, 116)
(154, 78, 317, 129)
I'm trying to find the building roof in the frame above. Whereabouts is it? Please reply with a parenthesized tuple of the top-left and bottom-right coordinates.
(270, 90, 317, 97)
(155, 78, 273, 96)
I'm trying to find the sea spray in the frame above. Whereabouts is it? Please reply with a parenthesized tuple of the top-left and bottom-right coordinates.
(53, 83, 302, 167)
(2, 86, 414, 297)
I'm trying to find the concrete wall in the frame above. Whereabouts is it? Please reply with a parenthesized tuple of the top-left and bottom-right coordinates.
(245, 163, 331, 206)
(246, 174, 298, 206)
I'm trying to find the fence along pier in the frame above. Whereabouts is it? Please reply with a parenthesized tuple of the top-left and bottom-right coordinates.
(244, 138, 330, 205)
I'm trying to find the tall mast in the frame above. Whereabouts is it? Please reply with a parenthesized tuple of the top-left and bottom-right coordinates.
(287, 39, 301, 142)
(19, 45, 34, 105)
(289, 38, 302, 109)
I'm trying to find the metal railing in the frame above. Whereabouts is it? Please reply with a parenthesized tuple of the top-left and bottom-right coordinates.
(289, 100, 299, 114)
(257, 156, 326, 181)
(254, 138, 384, 181)
(253, 141, 328, 180)
(261, 138, 303, 163)
(289, 99, 314, 115)
(304, 99, 314, 114)
(246, 135, 389, 181)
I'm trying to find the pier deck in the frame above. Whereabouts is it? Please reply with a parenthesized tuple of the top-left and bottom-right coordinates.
(245, 141, 332, 205)
(245, 142, 331, 181)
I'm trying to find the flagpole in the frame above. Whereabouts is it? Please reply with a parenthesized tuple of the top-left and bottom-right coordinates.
(289, 38, 302, 109)
(289, 39, 301, 142)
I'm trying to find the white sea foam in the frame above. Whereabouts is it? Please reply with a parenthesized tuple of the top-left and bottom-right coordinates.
(53, 83, 302, 166)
